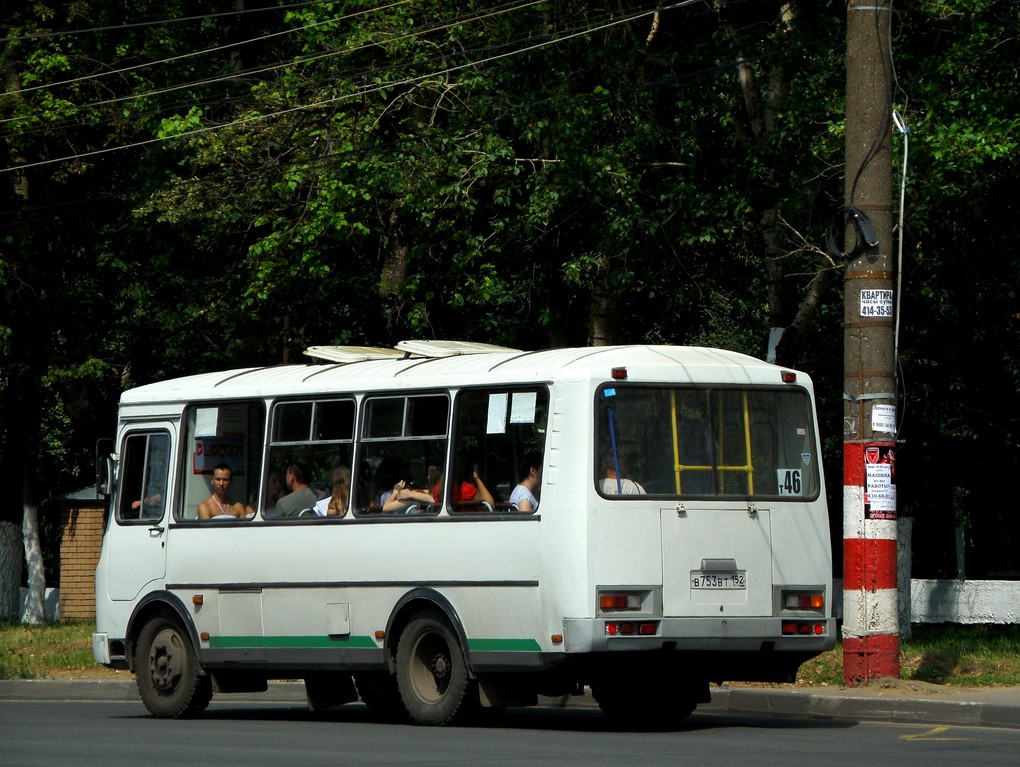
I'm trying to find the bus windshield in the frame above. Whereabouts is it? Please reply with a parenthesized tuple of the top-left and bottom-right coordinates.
(595, 384, 819, 500)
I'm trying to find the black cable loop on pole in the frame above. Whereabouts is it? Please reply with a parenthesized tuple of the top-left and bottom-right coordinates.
(825, 204, 878, 261)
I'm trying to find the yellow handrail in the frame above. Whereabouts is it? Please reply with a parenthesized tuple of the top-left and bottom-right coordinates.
(670, 389, 681, 494)
(672, 389, 755, 494)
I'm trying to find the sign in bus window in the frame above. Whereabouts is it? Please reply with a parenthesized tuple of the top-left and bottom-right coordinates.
(486, 393, 508, 434)
(510, 391, 537, 424)
(776, 468, 805, 496)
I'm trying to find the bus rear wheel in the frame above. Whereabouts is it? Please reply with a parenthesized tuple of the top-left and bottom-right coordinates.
(592, 678, 697, 730)
(135, 614, 212, 719)
(395, 611, 473, 726)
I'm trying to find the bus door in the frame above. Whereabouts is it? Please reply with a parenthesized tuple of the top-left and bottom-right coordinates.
(106, 428, 174, 601)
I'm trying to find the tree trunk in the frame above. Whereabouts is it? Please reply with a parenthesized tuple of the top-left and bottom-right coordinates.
(774, 266, 835, 368)
(588, 262, 618, 347)
(22, 490, 45, 625)
(379, 207, 408, 298)
(763, 207, 786, 358)
(379, 206, 409, 337)
(0, 521, 20, 621)
(897, 515, 912, 641)
(0, 43, 27, 623)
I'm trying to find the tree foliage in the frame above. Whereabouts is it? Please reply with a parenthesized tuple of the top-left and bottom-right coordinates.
(1, 0, 1018, 599)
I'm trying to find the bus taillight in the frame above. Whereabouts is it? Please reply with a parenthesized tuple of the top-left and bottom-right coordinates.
(599, 592, 641, 611)
(606, 621, 658, 636)
(781, 621, 826, 636)
(783, 592, 825, 610)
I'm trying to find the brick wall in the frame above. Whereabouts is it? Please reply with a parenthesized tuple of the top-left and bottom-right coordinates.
(58, 503, 105, 622)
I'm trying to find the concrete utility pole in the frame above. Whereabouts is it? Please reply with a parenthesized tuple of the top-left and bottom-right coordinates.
(841, 0, 899, 684)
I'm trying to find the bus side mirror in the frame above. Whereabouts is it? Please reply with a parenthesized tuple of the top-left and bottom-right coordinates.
(97, 456, 114, 497)
(96, 438, 115, 497)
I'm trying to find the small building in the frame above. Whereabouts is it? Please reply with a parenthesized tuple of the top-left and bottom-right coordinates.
(55, 486, 106, 622)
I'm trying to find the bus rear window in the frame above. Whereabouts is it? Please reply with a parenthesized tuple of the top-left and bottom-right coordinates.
(596, 385, 819, 500)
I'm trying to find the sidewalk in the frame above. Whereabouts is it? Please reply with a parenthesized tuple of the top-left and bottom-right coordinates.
(702, 680, 1020, 730)
(3, 677, 1020, 730)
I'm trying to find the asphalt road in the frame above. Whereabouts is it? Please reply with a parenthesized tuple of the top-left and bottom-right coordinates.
(3, 699, 1020, 767)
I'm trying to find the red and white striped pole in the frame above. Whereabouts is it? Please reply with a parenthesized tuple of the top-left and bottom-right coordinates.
(843, 441, 899, 683)
(842, 0, 898, 685)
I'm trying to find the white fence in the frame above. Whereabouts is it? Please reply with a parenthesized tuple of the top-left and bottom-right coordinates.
(18, 588, 60, 622)
(833, 579, 1020, 624)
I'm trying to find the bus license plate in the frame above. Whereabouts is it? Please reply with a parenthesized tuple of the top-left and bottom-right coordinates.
(690, 571, 747, 590)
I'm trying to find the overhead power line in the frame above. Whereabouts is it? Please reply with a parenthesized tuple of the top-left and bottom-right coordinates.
(4, 0, 416, 99)
(0, 0, 337, 43)
(0, 1, 703, 177)
(0, 0, 544, 135)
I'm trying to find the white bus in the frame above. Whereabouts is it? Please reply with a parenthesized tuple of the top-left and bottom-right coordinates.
(93, 341, 835, 727)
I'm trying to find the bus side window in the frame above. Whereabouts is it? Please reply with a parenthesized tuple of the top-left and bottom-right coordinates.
(267, 398, 354, 519)
(451, 387, 548, 513)
(179, 402, 264, 521)
(118, 432, 170, 522)
(356, 394, 448, 516)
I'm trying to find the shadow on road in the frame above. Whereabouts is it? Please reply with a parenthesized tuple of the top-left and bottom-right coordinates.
(121, 701, 858, 734)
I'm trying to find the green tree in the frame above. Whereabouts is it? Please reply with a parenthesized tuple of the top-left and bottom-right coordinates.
(890, 0, 1020, 576)
(0, 1, 296, 619)
(3, 0, 1019, 603)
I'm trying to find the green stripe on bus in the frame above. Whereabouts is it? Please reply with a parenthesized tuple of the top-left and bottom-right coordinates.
(208, 635, 377, 649)
(467, 638, 542, 652)
(207, 635, 539, 652)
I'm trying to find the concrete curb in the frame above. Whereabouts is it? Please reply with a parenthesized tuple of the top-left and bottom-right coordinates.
(4, 679, 1020, 730)
(702, 687, 1020, 730)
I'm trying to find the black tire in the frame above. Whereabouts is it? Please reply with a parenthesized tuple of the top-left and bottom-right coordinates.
(353, 671, 408, 721)
(592, 679, 696, 730)
(135, 613, 212, 719)
(395, 611, 473, 726)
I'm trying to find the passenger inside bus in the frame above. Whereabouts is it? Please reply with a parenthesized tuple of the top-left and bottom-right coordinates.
(440, 455, 495, 511)
(382, 479, 435, 514)
(370, 456, 402, 510)
(509, 452, 542, 513)
(599, 449, 646, 495)
(197, 463, 250, 518)
(264, 468, 283, 513)
(273, 463, 318, 517)
(313, 464, 351, 517)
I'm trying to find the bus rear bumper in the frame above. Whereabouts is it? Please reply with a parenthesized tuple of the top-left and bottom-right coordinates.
(559, 616, 835, 683)
(563, 616, 837, 654)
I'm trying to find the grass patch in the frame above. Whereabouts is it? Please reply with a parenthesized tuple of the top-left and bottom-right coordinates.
(0, 621, 117, 680)
(797, 624, 1020, 687)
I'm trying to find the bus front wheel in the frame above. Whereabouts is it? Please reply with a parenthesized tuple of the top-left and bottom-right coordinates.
(395, 611, 473, 726)
(135, 614, 212, 718)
